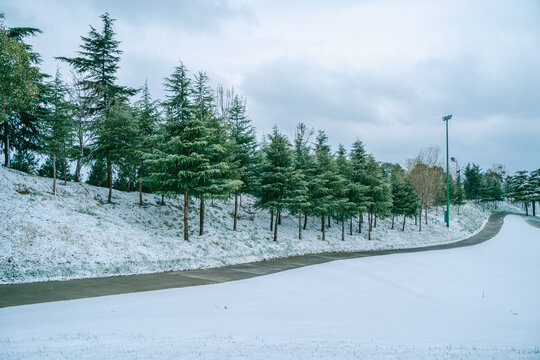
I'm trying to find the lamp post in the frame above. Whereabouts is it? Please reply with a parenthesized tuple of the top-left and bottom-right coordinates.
(442, 114, 452, 227)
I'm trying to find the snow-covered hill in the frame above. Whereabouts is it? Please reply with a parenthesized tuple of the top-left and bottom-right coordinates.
(0, 166, 516, 284)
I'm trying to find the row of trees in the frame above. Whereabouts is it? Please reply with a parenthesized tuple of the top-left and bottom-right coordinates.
(2, 12, 538, 244)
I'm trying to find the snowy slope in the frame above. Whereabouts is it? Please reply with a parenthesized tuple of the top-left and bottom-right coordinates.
(0, 215, 538, 359)
(0, 166, 522, 284)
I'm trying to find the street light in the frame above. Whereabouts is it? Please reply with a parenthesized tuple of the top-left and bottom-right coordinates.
(442, 114, 452, 228)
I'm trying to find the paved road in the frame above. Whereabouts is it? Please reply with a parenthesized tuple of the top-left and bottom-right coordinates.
(0, 212, 511, 308)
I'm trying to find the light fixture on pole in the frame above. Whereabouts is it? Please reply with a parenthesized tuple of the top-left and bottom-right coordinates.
(442, 114, 452, 228)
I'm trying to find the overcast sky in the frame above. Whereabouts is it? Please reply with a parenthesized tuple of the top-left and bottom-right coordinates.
(3, 0, 539, 173)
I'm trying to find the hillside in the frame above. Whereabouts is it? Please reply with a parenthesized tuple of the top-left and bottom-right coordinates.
(0, 166, 512, 284)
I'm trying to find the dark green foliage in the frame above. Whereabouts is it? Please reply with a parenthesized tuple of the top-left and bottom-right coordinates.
(464, 163, 483, 200)
(38, 156, 73, 181)
(87, 159, 108, 187)
(255, 127, 297, 241)
(11, 150, 37, 174)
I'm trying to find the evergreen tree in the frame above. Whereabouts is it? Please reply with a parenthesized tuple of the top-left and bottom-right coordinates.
(335, 144, 358, 240)
(365, 155, 392, 238)
(464, 163, 483, 201)
(255, 127, 296, 242)
(59, 12, 135, 202)
(191, 71, 239, 236)
(392, 177, 419, 231)
(293, 123, 314, 232)
(87, 158, 108, 187)
(452, 172, 466, 214)
(349, 140, 369, 234)
(0, 14, 41, 167)
(227, 94, 257, 230)
(508, 171, 533, 215)
(309, 131, 343, 240)
(134, 81, 159, 205)
(39, 70, 75, 194)
(529, 169, 540, 217)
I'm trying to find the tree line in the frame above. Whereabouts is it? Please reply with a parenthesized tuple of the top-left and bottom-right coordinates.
(2, 13, 539, 242)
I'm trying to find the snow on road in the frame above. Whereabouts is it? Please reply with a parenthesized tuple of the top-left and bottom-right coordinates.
(1, 215, 539, 359)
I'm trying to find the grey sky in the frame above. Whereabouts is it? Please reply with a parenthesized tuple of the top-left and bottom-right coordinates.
(3, 0, 539, 173)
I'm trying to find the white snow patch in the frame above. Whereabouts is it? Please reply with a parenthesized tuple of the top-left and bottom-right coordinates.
(0, 215, 538, 359)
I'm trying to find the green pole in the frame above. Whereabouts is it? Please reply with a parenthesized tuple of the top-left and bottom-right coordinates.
(442, 114, 452, 228)
(446, 118, 449, 228)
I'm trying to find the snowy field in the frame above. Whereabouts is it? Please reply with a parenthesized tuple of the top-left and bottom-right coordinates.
(0, 166, 522, 284)
(0, 215, 539, 359)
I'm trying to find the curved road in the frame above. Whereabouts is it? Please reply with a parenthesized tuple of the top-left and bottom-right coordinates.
(0, 212, 529, 308)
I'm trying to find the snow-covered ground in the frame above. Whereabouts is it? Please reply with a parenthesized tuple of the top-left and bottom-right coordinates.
(1, 215, 539, 359)
(0, 166, 523, 284)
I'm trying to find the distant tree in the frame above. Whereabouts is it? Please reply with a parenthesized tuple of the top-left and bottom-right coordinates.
(349, 140, 369, 234)
(529, 169, 540, 217)
(508, 171, 533, 215)
(293, 123, 314, 232)
(452, 172, 466, 214)
(255, 127, 296, 242)
(39, 70, 75, 194)
(134, 81, 159, 205)
(58, 12, 135, 202)
(191, 71, 239, 236)
(227, 94, 257, 230)
(464, 163, 483, 201)
(334, 144, 358, 240)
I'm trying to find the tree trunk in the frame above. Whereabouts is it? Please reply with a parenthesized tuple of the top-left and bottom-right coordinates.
(368, 212, 372, 240)
(52, 156, 57, 195)
(278, 212, 281, 225)
(321, 214, 325, 240)
(298, 213, 302, 239)
(402, 215, 406, 231)
(139, 177, 143, 206)
(303, 212, 308, 230)
(391, 213, 395, 229)
(3, 122, 10, 167)
(127, 172, 131, 192)
(532, 201, 536, 217)
(161, 194, 164, 205)
(424, 206, 428, 224)
(199, 196, 205, 236)
(107, 157, 112, 203)
(525, 202, 529, 216)
(419, 207, 422, 231)
(74, 137, 83, 182)
(374, 214, 377, 228)
(415, 214, 417, 225)
(358, 214, 362, 233)
(270, 209, 274, 231)
(349, 217, 353, 236)
(63, 158, 67, 185)
(327, 215, 331, 228)
(183, 191, 189, 241)
(233, 191, 238, 231)
(273, 210, 279, 241)
(341, 218, 345, 241)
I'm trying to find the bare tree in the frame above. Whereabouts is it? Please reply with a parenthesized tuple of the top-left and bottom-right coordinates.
(69, 71, 94, 182)
(407, 147, 444, 228)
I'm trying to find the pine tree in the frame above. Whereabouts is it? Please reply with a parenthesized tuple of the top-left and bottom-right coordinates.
(134, 81, 159, 205)
(452, 172, 466, 214)
(349, 140, 369, 234)
(39, 70, 75, 194)
(529, 169, 540, 217)
(227, 94, 257, 230)
(464, 163, 483, 201)
(309, 131, 343, 240)
(58, 12, 135, 202)
(335, 144, 358, 240)
(255, 127, 296, 242)
(191, 71, 239, 236)
(508, 171, 533, 215)
(0, 15, 41, 167)
(293, 123, 314, 232)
